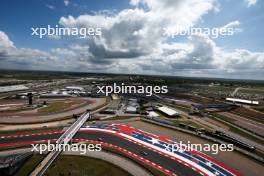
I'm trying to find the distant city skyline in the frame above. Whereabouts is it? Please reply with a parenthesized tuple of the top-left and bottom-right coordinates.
(0, 0, 264, 80)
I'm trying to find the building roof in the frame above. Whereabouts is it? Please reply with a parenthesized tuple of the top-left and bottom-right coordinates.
(40, 93, 73, 97)
(65, 86, 84, 91)
(226, 97, 259, 105)
(158, 106, 179, 116)
(126, 106, 137, 112)
(148, 111, 159, 117)
(0, 85, 29, 93)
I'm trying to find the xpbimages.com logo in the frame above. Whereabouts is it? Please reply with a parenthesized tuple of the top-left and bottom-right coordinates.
(31, 140, 102, 154)
(31, 25, 102, 38)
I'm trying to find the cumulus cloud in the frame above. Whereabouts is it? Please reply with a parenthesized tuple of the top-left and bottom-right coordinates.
(0, 31, 14, 48)
(1, 0, 264, 79)
(108, 33, 264, 79)
(244, 0, 257, 7)
(46, 4, 55, 10)
(64, 0, 70, 6)
(58, 0, 217, 62)
(0, 31, 58, 70)
(0, 30, 116, 71)
(219, 20, 242, 34)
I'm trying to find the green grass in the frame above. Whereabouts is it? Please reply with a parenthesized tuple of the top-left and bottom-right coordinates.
(171, 119, 206, 129)
(45, 155, 132, 176)
(15, 154, 46, 176)
(0, 105, 37, 113)
(210, 114, 264, 145)
(0, 127, 63, 135)
(214, 113, 236, 123)
(253, 106, 264, 113)
(101, 116, 139, 121)
(229, 126, 264, 145)
(231, 111, 264, 124)
(173, 104, 190, 112)
(238, 88, 264, 95)
(37, 101, 81, 113)
(15, 155, 132, 176)
(230, 108, 264, 124)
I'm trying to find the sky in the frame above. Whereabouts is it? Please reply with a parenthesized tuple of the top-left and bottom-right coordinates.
(0, 0, 263, 80)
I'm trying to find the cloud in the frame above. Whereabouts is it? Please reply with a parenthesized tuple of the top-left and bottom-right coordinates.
(0, 31, 58, 70)
(244, 0, 257, 7)
(59, 9, 154, 60)
(0, 31, 116, 72)
(129, 0, 218, 33)
(111, 33, 264, 79)
(218, 49, 264, 70)
(64, 0, 70, 6)
(1, 0, 264, 79)
(58, 0, 218, 61)
(219, 20, 242, 33)
(46, 4, 55, 10)
(0, 31, 14, 48)
(47, 34, 61, 40)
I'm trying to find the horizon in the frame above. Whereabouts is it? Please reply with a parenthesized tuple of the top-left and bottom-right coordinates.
(1, 68, 264, 82)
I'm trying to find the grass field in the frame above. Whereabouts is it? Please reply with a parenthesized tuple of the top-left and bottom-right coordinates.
(172, 93, 215, 104)
(238, 88, 264, 95)
(210, 114, 264, 145)
(46, 155, 132, 176)
(170, 104, 190, 112)
(170, 119, 207, 129)
(214, 113, 236, 123)
(37, 100, 84, 113)
(101, 116, 140, 121)
(253, 106, 264, 113)
(15, 155, 132, 176)
(0, 127, 63, 135)
(230, 107, 264, 124)
(15, 155, 46, 176)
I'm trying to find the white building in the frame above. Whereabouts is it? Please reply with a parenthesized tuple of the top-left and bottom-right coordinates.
(157, 106, 180, 117)
(125, 106, 138, 114)
(226, 97, 259, 105)
(65, 86, 84, 91)
(147, 111, 159, 118)
(0, 85, 29, 93)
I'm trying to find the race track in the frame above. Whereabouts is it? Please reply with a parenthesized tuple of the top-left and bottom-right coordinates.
(0, 123, 240, 176)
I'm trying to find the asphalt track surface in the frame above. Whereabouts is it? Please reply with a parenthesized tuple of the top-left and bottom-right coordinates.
(0, 131, 200, 176)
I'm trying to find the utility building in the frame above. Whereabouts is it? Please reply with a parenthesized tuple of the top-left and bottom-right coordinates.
(157, 106, 180, 118)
